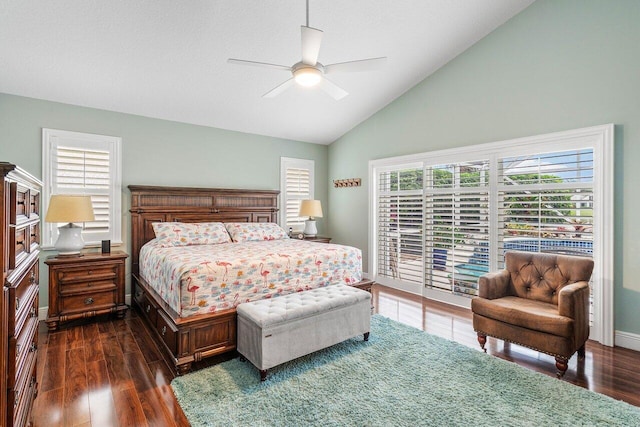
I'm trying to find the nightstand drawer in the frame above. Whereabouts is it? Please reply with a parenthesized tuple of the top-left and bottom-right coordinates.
(57, 264, 118, 285)
(59, 279, 117, 296)
(61, 289, 116, 314)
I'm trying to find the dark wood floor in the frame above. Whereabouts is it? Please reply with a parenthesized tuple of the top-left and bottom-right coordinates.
(32, 284, 640, 426)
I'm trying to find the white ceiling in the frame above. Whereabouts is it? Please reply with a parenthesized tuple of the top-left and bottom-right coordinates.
(0, 0, 534, 145)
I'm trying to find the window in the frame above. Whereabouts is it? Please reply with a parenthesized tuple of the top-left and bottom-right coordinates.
(370, 124, 614, 345)
(280, 157, 314, 232)
(42, 128, 122, 248)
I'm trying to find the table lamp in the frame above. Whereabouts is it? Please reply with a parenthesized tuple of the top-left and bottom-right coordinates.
(45, 195, 95, 256)
(299, 199, 323, 237)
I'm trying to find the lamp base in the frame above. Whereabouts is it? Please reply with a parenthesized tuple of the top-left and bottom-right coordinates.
(303, 219, 318, 237)
(55, 223, 86, 256)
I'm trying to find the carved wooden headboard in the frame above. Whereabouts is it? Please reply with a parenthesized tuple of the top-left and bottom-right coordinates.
(128, 185, 280, 275)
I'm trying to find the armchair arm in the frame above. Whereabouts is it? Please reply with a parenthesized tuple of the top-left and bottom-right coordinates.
(478, 270, 511, 299)
(557, 281, 590, 320)
(558, 280, 590, 348)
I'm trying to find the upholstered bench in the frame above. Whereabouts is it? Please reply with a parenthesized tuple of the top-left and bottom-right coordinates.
(237, 285, 371, 381)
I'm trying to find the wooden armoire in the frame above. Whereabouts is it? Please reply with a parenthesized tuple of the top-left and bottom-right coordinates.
(1, 162, 42, 426)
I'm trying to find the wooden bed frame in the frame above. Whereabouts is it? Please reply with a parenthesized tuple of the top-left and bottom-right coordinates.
(130, 184, 372, 376)
(129, 185, 281, 375)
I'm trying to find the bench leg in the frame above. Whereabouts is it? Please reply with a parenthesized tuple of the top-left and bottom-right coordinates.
(364, 332, 370, 341)
(260, 369, 268, 382)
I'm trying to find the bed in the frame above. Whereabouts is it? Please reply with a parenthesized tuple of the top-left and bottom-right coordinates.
(129, 185, 365, 375)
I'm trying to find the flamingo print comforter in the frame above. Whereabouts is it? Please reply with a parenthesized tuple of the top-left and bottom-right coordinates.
(139, 239, 362, 317)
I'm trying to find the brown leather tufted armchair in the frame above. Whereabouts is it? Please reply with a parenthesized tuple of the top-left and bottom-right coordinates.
(471, 250, 594, 378)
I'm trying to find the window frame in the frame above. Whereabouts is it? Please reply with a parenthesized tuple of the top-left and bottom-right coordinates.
(280, 157, 315, 232)
(369, 124, 614, 345)
(42, 128, 123, 249)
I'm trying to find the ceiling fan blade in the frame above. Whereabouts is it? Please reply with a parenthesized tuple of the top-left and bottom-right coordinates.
(324, 57, 387, 74)
(301, 26, 323, 66)
(228, 58, 291, 72)
(263, 78, 295, 98)
(319, 77, 348, 100)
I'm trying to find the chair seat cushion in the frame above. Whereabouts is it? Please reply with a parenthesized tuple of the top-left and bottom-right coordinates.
(472, 296, 573, 338)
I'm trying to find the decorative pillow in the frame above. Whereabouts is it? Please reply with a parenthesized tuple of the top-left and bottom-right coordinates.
(152, 222, 231, 247)
(225, 222, 290, 242)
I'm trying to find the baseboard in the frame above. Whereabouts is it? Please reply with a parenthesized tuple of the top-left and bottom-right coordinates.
(615, 330, 640, 352)
(38, 293, 133, 322)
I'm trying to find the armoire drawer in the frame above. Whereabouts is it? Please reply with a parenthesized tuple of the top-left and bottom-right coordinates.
(9, 225, 29, 269)
(11, 315, 38, 388)
(7, 262, 39, 337)
(9, 348, 37, 427)
(9, 181, 30, 225)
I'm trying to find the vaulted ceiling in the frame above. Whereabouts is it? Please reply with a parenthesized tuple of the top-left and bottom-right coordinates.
(0, 0, 534, 144)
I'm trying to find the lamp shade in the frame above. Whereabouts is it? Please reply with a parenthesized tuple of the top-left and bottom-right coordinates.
(45, 195, 95, 223)
(299, 199, 323, 218)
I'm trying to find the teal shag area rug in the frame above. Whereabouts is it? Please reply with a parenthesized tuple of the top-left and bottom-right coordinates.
(171, 315, 640, 426)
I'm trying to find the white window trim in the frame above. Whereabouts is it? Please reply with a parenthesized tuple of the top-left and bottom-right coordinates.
(280, 157, 315, 232)
(42, 128, 123, 249)
(369, 124, 614, 346)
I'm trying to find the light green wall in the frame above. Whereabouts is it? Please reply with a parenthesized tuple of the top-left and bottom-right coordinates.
(328, 0, 640, 334)
(0, 93, 328, 307)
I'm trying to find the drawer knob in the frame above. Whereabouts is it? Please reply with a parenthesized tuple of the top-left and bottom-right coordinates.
(30, 271, 36, 284)
(30, 343, 37, 353)
(30, 307, 37, 318)
(15, 297, 20, 310)
(84, 297, 94, 305)
(16, 343, 21, 359)
(161, 326, 167, 336)
(88, 270, 93, 275)
(146, 305, 151, 313)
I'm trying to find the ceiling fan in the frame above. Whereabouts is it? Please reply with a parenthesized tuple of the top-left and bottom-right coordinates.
(228, 0, 386, 100)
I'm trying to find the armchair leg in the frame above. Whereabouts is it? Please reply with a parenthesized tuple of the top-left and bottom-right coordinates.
(555, 357, 569, 378)
(477, 333, 487, 352)
(577, 344, 586, 360)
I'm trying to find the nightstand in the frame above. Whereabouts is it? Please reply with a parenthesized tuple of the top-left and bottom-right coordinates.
(45, 251, 128, 331)
(303, 235, 332, 243)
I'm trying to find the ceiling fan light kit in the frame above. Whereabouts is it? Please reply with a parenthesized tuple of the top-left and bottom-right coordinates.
(228, 0, 386, 100)
(293, 63, 323, 87)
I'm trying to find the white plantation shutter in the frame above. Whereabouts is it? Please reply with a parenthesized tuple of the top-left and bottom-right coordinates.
(376, 166, 423, 284)
(424, 161, 490, 296)
(497, 149, 594, 320)
(281, 158, 314, 232)
(43, 129, 122, 247)
(497, 150, 594, 263)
